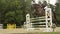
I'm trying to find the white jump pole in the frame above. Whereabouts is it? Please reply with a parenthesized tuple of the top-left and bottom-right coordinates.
(26, 13, 31, 30)
(26, 14, 30, 24)
(45, 9, 48, 28)
(44, 6, 48, 28)
(49, 8, 52, 27)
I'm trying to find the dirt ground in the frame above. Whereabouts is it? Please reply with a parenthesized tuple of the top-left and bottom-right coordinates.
(0, 27, 60, 34)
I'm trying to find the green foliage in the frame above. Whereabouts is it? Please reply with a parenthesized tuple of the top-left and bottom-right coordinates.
(0, 0, 26, 25)
(55, 2, 60, 22)
(40, 32, 60, 34)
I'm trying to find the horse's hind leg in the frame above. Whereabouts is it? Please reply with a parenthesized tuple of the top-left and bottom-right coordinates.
(52, 12, 57, 25)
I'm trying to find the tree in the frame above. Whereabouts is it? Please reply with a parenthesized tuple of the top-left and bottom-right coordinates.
(0, 0, 32, 27)
(55, 2, 60, 25)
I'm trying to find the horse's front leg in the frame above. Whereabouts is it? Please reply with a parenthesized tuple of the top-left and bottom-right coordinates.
(30, 6, 36, 17)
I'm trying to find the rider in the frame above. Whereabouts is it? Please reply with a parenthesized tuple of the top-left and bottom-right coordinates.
(42, 1, 48, 8)
(31, 0, 41, 5)
(31, 0, 36, 5)
(31, 0, 42, 8)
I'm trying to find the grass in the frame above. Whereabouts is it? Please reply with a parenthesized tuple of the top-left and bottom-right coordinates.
(40, 32, 60, 34)
(11, 32, 60, 34)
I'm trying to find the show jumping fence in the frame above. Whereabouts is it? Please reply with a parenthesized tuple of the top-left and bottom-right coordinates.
(24, 6, 53, 32)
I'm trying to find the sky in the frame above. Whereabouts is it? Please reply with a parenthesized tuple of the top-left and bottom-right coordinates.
(44, 0, 57, 5)
(34, 0, 57, 6)
(50, 0, 57, 5)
